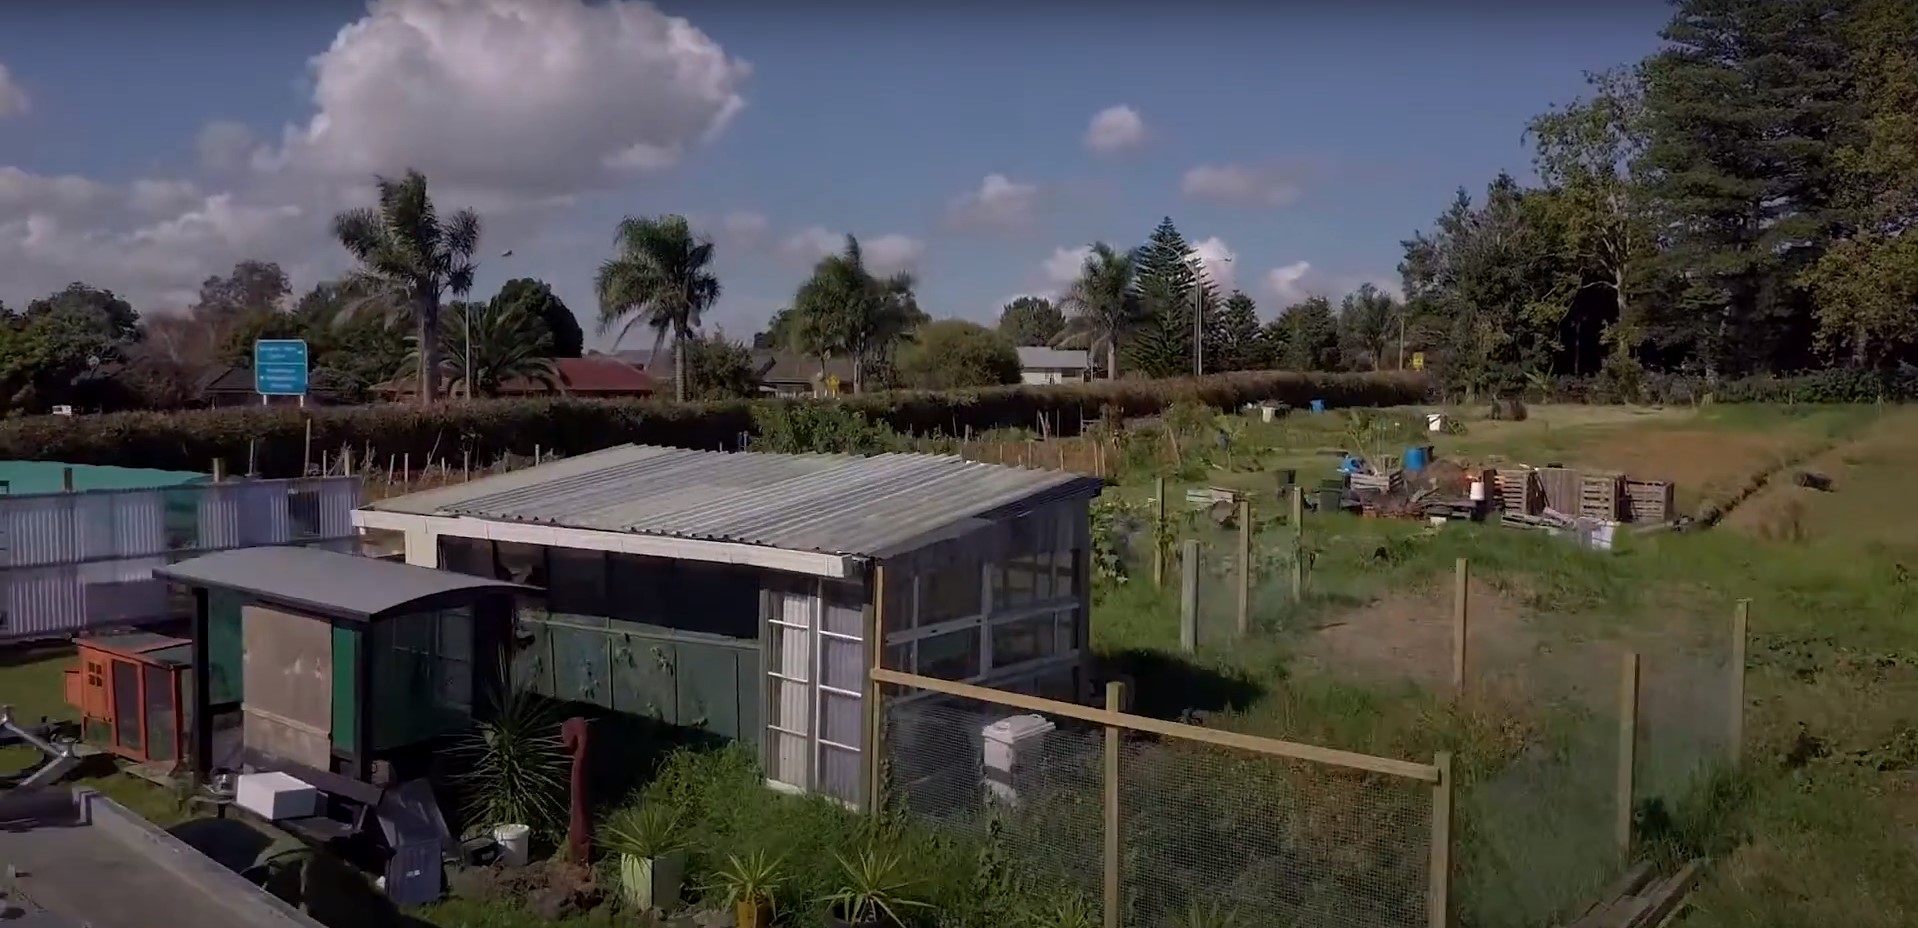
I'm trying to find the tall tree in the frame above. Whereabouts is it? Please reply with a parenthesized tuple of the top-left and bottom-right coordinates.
(409, 300, 555, 398)
(1053, 242, 1143, 379)
(1126, 217, 1209, 378)
(1273, 297, 1340, 371)
(997, 296, 1065, 347)
(1209, 291, 1266, 371)
(492, 278, 583, 358)
(1801, 0, 1918, 367)
(1528, 68, 1655, 362)
(2, 284, 143, 413)
(681, 330, 762, 400)
(788, 235, 924, 393)
(191, 260, 291, 325)
(331, 169, 481, 405)
(1634, 0, 1854, 377)
(594, 214, 720, 403)
(1336, 284, 1402, 371)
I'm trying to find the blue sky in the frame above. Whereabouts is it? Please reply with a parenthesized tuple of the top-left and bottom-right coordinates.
(0, 0, 1673, 348)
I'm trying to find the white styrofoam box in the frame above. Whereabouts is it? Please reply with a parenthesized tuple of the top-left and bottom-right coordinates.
(982, 714, 1054, 805)
(235, 771, 321, 820)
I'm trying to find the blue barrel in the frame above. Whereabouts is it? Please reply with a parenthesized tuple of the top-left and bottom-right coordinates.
(1404, 445, 1429, 471)
(1310, 399, 1326, 413)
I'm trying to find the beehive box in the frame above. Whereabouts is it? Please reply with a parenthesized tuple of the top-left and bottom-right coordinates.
(1624, 479, 1676, 523)
(1579, 472, 1625, 521)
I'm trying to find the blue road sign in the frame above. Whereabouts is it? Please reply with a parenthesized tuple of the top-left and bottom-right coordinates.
(254, 339, 310, 396)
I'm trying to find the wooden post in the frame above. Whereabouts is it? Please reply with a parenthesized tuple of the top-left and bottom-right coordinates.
(463, 448, 472, 482)
(61, 467, 74, 492)
(866, 565, 889, 813)
(1153, 477, 1168, 587)
(1428, 750, 1454, 928)
(1729, 599, 1749, 766)
(1452, 559, 1470, 697)
(247, 439, 257, 477)
(1102, 680, 1125, 928)
(342, 445, 355, 478)
(303, 417, 313, 477)
(1179, 539, 1199, 652)
(211, 458, 226, 483)
(387, 454, 396, 484)
(1236, 499, 1252, 636)
(1616, 651, 1640, 863)
(402, 452, 411, 486)
(1290, 485, 1305, 603)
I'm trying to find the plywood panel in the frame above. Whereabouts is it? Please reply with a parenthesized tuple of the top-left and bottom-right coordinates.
(241, 604, 334, 768)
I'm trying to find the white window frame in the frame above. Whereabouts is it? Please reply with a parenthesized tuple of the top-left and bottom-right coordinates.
(764, 578, 867, 805)
(882, 545, 1083, 706)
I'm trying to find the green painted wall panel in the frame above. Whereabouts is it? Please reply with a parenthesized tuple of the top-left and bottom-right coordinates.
(332, 626, 359, 753)
(207, 591, 244, 705)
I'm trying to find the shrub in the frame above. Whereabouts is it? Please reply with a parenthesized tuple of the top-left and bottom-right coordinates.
(0, 370, 1430, 476)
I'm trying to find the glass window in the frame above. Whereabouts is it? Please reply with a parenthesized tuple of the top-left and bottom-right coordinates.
(995, 553, 1052, 610)
(607, 553, 668, 625)
(919, 560, 982, 626)
(917, 627, 982, 681)
(990, 613, 1060, 669)
(438, 537, 496, 578)
(822, 635, 864, 692)
(437, 607, 474, 712)
(546, 548, 608, 618)
(1050, 549, 1079, 599)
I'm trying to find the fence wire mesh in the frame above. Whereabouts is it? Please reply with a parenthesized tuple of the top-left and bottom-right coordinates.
(882, 685, 1434, 928)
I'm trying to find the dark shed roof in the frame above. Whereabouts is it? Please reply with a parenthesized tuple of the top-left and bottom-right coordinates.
(155, 546, 526, 622)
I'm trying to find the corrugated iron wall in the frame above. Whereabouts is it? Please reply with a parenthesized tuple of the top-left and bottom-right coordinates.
(0, 477, 362, 641)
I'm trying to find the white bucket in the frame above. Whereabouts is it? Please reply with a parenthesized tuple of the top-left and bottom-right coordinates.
(1261, 405, 1277, 423)
(1469, 479, 1487, 502)
(493, 824, 532, 868)
(1426, 412, 1446, 432)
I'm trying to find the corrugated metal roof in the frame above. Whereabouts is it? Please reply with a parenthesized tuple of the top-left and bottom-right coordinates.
(367, 444, 1103, 558)
(1016, 347, 1090, 370)
(156, 546, 527, 622)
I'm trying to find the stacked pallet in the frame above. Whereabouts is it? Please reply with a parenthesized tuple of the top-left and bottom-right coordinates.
(1624, 479, 1675, 523)
(1349, 470, 1405, 494)
(1536, 467, 1583, 513)
(1496, 469, 1541, 515)
(1579, 472, 1625, 521)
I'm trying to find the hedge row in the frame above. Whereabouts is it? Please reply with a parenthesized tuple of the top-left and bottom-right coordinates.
(0, 370, 1432, 477)
(1550, 367, 1918, 406)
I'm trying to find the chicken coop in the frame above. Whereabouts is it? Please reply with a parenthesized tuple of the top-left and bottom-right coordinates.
(64, 631, 194, 766)
(354, 444, 1104, 809)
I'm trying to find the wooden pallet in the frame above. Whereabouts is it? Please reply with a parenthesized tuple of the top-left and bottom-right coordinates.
(1349, 470, 1404, 494)
(1562, 861, 1701, 928)
(1496, 469, 1541, 515)
(1624, 479, 1675, 523)
(1537, 467, 1583, 513)
(1580, 472, 1625, 521)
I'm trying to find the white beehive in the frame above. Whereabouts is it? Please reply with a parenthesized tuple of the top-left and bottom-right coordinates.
(981, 714, 1055, 806)
(234, 771, 320, 820)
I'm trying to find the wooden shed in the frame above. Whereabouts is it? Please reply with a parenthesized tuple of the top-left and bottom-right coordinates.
(354, 444, 1105, 809)
(153, 546, 526, 782)
(64, 631, 194, 765)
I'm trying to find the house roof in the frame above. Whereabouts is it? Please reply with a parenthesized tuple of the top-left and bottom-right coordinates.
(500, 357, 654, 395)
(595, 346, 671, 370)
(365, 443, 1104, 559)
(752, 350, 853, 385)
(154, 546, 527, 622)
(1016, 347, 1090, 370)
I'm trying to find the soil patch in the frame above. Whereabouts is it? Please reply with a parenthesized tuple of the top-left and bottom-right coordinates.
(1298, 579, 1536, 690)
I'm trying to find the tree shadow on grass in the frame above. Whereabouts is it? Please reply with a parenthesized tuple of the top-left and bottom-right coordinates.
(1093, 648, 1267, 721)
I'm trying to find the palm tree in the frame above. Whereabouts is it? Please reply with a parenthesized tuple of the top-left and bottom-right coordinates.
(408, 300, 557, 398)
(790, 236, 926, 393)
(1053, 242, 1142, 379)
(594, 214, 720, 403)
(331, 169, 481, 404)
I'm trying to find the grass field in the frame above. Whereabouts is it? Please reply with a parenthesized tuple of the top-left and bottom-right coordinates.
(1, 402, 1912, 927)
(1090, 402, 1918, 928)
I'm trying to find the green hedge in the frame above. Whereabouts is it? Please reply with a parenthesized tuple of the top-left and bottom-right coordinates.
(0, 370, 1431, 477)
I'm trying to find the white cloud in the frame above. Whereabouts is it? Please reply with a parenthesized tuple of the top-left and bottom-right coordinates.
(1042, 245, 1093, 292)
(0, 0, 755, 314)
(1182, 164, 1303, 208)
(1264, 261, 1315, 306)
(1084, 105, 1146, 155)
(945, 173, 1041, 230)
(778, 226, 925, 278)
(0, 63, 29, 118)
(720, 210, 769, 245)
(1189, 236, 1238, 293)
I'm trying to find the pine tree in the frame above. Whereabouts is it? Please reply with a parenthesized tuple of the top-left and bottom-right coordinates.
(1275, 296, 1340, 371)
(1124, 217, 1212, 378)
(1210, 290, 1266, 371)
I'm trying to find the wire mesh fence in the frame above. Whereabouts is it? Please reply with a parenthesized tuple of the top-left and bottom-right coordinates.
(879, 674, 1441, 928)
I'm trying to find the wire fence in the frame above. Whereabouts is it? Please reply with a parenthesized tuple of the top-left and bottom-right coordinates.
(876, 669, 1444, 928)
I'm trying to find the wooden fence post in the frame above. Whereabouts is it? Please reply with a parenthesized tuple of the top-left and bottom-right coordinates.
(1179, 540, 1200, 652)
(1428, 750, 1454, 928)
(1236, 499, 1253, 636)
(61, 467, 74, 493)
(1153, 477, 1168, 588)
(303, 417, 313, 477)
(1616, 651, 1640, 863)
(1290, 485, 1305, 603)
(1452, 559, 1470, 697)
(1729, 599, 1749, 766)
(211, 458, 226, 483)
(1103, 680, 1125, 928)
